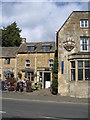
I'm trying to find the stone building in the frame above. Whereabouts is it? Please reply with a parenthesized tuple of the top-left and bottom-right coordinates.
(17, 39, 55, 88)
(0, 39, 55, 88)
(0, 47, 18, 80)
(57, 11, 90, 98)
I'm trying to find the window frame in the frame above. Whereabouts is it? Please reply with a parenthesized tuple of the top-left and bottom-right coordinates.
(25, 59, 30, 68)
(49, 59, 53, 68)
(71, 61, 75, 81)
(80, 19, 88, 28)
(80, 37, 89, 51)
(85, 61, 90, 81)
(78, 61, 83, 81)
(70, 60, 90, 82)
(42, 45, 50, 52)
(27, 46, 35, 52)
(4, 58, 10, 64)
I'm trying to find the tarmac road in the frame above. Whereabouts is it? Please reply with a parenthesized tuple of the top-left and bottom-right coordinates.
(1, 92, 89, 120)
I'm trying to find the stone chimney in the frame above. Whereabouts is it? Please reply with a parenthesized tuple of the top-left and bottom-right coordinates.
(22, 38, 26, 44)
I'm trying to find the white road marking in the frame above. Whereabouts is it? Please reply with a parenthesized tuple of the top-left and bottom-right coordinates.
(42, 116, 57, 119)
(0, 111, 6, 114)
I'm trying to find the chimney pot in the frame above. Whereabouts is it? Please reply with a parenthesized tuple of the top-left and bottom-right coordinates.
(22, 38, 26, 43)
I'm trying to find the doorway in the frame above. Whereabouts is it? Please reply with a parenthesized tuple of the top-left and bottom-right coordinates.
(44, 73, 51, 88)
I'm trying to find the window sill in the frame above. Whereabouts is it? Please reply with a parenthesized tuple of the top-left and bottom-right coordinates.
(25, 67, 30, 68)
(70, 80, 90, 82)
(80, 50, 89, 52)
(80, 27, 89, 29)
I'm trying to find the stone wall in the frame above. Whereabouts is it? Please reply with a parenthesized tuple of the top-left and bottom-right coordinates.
(58, 11, 90, 98)
(17, 53, 54, 79)
(69, 81, 89, 98)
(0, 58, 16, 80)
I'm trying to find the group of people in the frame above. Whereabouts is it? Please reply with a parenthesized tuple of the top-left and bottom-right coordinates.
(16, 81, 24, 92)
(1, 79, 33, 92)
(15, 80, 32, 92)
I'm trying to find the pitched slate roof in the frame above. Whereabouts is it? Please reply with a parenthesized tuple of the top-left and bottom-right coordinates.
(0, 47, 19, 58)
(18, 41, 55, 53)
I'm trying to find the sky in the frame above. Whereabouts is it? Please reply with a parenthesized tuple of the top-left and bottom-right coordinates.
(1, 1, 89, 42)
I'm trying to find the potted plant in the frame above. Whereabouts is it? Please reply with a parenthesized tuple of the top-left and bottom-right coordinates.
(18, 72, 22, 80)
(38, 82, 42, 89)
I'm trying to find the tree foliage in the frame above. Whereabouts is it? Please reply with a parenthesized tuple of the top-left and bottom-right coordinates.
(52, 50, 58, 80)
(2, 22, 22, 47)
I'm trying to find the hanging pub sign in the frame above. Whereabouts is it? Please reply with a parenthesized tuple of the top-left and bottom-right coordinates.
(63, 36, 75, 52)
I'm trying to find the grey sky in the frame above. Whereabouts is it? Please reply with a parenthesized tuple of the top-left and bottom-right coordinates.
(1, 1, 88, 42)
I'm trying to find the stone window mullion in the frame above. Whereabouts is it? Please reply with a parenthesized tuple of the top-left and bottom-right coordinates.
(70, 61, 71, 81)
(76, 60, 78, 82)
(83, 61, 85, 81)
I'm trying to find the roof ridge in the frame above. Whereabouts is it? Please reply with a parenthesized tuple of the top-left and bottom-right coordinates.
(73, 11, 90, 12)
(2, 46, 19, 48)
(26, 41, 55, 44)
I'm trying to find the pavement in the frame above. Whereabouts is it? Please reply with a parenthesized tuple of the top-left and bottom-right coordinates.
(1, 88, 89, 104)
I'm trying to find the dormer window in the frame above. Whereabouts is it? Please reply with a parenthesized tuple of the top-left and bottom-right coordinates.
(80, 19, 88, 28)
(27, 45, 35, 52)
(42, 44, 51, 52)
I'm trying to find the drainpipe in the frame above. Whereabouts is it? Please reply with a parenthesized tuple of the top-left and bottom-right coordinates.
(15, 54, 17, 78)
(35, 51, 37, 83)
(1, 57, 2, 80)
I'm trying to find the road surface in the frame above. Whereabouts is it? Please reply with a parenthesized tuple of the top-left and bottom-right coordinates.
(1, 95, 88, 120)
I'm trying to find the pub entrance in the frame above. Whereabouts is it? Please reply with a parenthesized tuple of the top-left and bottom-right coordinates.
(44, 72, 51, 88)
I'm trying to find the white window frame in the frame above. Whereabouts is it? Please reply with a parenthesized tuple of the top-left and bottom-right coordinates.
(5, 58, 10, 64)
(25, 59, 30, 68)
(49, 59, 53, 68)
(80, 19, 88, 28)
(80, 37, 89, 51)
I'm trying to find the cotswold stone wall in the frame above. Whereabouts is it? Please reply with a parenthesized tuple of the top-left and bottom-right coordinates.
(17, 53, 54, 78)
(0, 58, 16, 80)
(69, 81, 89, 98)
(58, 11, 90, 98)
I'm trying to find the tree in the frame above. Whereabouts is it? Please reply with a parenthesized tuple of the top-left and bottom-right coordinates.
(2, 22, 22, 47)
(51, 50, 58, 95)
(52, 50, 58, 80)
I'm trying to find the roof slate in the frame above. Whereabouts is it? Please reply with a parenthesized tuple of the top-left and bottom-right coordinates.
(0, 47, 19, 58)
(18, 42, 55, 53)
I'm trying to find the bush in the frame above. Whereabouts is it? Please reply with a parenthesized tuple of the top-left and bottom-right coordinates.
(51, 79, 58, 95)
(8, 86, 14, 91)
(38, 82, 42, 89)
